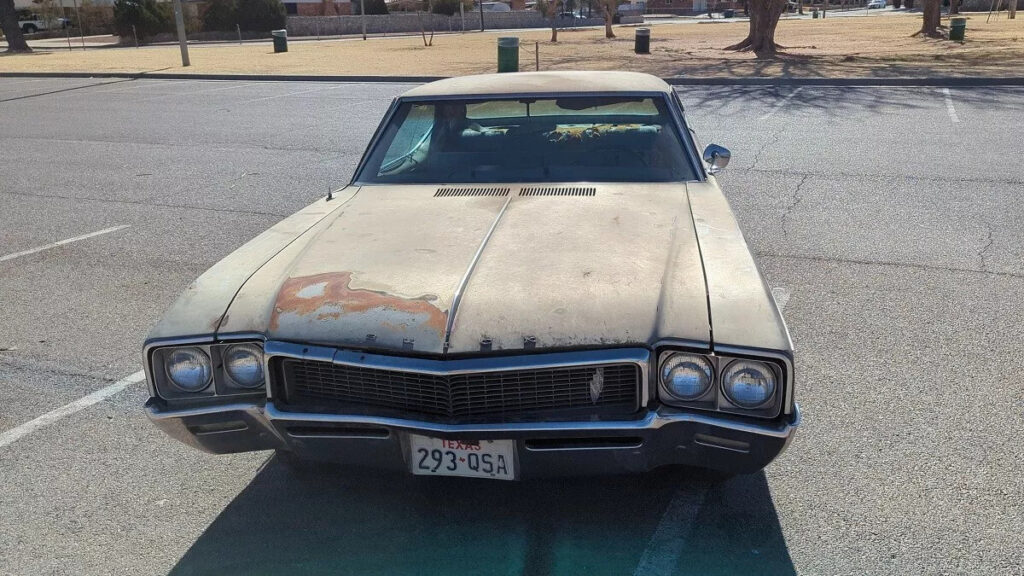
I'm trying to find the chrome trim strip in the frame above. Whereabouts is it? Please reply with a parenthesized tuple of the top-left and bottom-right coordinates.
(351, 91, 704, 186)
(442, 192, 514, 354)
(259, 402, 801, 439)
(265, 341, 648, 377)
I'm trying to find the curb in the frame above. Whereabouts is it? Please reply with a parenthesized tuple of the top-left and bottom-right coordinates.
(3, 71, 1024, 86)
(0, 71, 446, 83)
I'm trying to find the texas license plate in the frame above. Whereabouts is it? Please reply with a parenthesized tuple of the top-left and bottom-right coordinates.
(409, 435, 516, 480)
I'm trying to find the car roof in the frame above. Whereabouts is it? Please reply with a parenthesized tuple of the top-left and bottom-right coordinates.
(400, 71, 674, 99)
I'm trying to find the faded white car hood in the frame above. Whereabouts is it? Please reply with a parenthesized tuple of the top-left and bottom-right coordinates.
(216, 184, 710, 355)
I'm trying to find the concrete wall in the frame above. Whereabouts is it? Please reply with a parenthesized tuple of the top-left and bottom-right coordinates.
(287, 11, 614, 36)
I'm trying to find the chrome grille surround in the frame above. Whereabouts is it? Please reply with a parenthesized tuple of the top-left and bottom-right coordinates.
(264, 342, 649, 423)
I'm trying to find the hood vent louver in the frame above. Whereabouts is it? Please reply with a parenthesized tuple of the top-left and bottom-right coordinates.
(434, 187, 510, 197)
(519, 187, 597, 197)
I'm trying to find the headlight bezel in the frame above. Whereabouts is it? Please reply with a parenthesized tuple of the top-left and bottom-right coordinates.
(222, 343, 266, 390)
(655, 347, 787, 419)
(658, 352, 716, 404)
(148, 338, 267, 400)
(163, 346, 213, 393)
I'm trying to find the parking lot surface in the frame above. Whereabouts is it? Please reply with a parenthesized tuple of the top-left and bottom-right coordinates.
(1, 77, 1022, 576)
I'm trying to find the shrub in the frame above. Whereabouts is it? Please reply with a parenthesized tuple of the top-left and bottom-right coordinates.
(112, 0, 172, 42)
(201, 0, 237, 31)
(235, 0, 285, 32)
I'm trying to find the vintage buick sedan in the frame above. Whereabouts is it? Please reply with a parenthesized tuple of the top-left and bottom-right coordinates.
(144, 71, 800, 480)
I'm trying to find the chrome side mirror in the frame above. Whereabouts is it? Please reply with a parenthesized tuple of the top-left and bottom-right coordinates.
(703, 144, 731, 174)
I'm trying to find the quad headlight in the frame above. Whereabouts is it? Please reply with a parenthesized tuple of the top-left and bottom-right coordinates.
(721, 360, 777, 409)
(657, 350, 784, 417)
(165, 347, 213, 392)
(223, 343, 265, 389)
(152, 341, 265, 398)
(659, 353, 714, 401)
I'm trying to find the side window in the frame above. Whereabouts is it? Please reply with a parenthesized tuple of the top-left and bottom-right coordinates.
(379, 104, 434, 170)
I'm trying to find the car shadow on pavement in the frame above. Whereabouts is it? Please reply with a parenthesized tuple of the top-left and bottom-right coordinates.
(169, 456, 795, 576)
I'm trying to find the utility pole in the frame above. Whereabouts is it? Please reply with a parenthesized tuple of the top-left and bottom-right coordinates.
(360, 0, 366, 39)
(172, 0, 190, 66)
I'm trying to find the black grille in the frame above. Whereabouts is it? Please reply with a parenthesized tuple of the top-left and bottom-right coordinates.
(519, 186, 596, 197)
(434, 187, 510, 197)
(279, 359, 640, 422)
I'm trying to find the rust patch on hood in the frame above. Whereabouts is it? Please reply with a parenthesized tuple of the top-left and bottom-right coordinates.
(269, 272, 448, 340)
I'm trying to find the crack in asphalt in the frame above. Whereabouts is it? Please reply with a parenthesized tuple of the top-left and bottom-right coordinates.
(758, 251, 1024, 280)
(749, 126, 784, 172)
(782, 174, 811, 239)
(744, 167, 1024, 186)
(978, 222, 995, 273)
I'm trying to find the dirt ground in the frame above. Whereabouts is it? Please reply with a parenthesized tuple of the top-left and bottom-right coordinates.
(2, 13, 1023, 78)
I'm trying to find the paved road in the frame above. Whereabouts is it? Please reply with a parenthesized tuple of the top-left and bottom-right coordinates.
(0, 77, 1022, 576)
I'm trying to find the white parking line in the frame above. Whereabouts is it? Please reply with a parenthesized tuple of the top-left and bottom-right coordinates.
(759, 87, 803, 121)
(0, 371, 145, 449)
(233, 84, 343, 105)
(633, 488, 708, 575)
(0, 225, 130, 264)
(942, 88, 960, 123)
(772, 286, 791, 313)
(138, 81, 257, 102)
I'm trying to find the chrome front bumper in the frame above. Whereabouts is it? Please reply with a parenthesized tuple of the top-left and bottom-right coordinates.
(146, 401, 801, 477)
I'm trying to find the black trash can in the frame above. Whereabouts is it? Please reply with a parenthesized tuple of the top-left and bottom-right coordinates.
(634, 27, 650, 54)
(272, 29, 288, 53)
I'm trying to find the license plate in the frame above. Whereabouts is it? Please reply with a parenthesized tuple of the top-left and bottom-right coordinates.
(409, 435, 516, 480)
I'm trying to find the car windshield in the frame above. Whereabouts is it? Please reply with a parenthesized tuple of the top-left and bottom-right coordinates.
(356, 95, 698, 184)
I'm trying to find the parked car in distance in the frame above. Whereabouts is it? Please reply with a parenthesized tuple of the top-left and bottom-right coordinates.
(16, 12, 71, 33)
(478, 1, 511, 11)
(143, 71, 800, 481)
(866, 0, 886, 8)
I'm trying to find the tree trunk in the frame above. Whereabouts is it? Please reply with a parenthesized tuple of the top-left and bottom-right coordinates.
(0, 0, 32, 52)
(949, 0, 959, 13)
(905, 0, 913, 8)
(916, 0, 941, 36)
(603, 3, 614, 37)
(1009, 0, 1017, 18)
(725, 0, 786, 56)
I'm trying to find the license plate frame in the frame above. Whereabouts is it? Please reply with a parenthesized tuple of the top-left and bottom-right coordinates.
(408, 435, 517, 480)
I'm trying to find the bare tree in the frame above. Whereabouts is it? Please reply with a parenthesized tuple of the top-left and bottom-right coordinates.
(914, 0, 941, 37)
(536, 0, 560, 42)
(725, 0, 787, 55)
(598, 0, 614, 38)
(1, 0, 32, 52)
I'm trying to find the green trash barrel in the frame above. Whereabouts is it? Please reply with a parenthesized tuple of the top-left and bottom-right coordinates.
(272, 29, 288, 53)
(812, 8, 819, 18)
(949, 17, 966, 41)
(497, 37, 519, 73)
(634, 28, 650, 54)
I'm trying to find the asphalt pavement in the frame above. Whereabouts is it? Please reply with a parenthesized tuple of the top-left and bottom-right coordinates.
(0, 77, 1022, 576)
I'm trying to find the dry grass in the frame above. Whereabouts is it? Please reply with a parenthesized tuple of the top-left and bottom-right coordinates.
(2, 13, 1023, 78)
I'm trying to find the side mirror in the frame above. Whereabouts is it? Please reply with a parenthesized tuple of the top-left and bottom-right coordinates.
(703, 144, 731, 175)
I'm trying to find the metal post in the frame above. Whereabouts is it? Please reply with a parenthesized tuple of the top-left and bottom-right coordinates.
(460, 0, 464, 32)
(172, 0, 190, 66)
(237, 23, 241, 45)
(534, 40, 538, 70)
(132, 24, 138, 47)
(70, 0, 85, 49)
(361, 0, 366, 39)
(479, 0, 484, 31)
